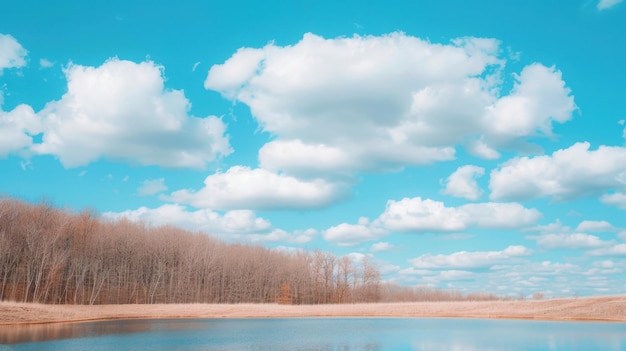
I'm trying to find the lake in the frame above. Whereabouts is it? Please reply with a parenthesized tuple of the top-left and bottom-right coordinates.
(2, 318, 625, 350)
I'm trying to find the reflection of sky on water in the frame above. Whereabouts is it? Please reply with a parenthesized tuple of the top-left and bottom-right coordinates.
(3, 318, 625, 350)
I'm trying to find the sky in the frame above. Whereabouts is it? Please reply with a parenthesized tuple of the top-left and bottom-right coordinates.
(1, 0, 625, 298)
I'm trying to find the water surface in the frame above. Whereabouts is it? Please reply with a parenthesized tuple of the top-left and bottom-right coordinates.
(2, 318, 625, 350)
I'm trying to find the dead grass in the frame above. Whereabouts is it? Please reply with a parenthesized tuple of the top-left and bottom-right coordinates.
(1, 295, 625, 325)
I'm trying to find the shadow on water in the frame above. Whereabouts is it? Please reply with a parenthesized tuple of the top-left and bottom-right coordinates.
(0, 319, 205, 344)
(1, 318, 384, 350)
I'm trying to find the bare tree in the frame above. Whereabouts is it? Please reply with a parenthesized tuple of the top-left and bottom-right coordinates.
(0, 198, 390, 305)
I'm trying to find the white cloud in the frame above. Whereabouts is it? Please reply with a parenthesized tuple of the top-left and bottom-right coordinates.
(39, 58, 54, 68)
(103, 204, 272, 236)
(378, 197, 540, 233)
(31, 58, 231, 168)
(528, 220, 615, 250)
(398, 267, 435, 276)
(441, 165, 485, 200)
(219, 210, 273, 233)
(205, 47, 266, 98)
(167, 166, 349, 210)
(370, 241, 393, 252)
(398, 257, 604, 296)
(483, 64, 575, 141)
(323, 217, 388, 246)
(0, 104, 41, 158)
(533, 260, 579, 274)
(103, 204, 315, 244)
(375, 259, 402, 275)
(594, 260, 615, 269)
(379, 197, 466, 232)
(243, 228, 318, 244)
(589, 244, 626, 256)
(584, 260, 621, 276)
(576, 220, 614, 232)
(601, 192, 626, 209)
(489, 142, 626, 201)
(137, 178, 168, 196)
(20, 159, 32, 171)
(206, 33, 574, 177)
(529, 220, 571, 234)
(409, 245, 532, 269)
(468, 138, 500, 159)
(487, 261, 582, 296)
(438, 270, 476, 281)
(597, 0, 623, 10)
(460, 202, 542, 228)
(532, 233, 610, 250)
(259, 139, 356, 179)
(259, 139, 455, 178)
(0, 34, 27, 73)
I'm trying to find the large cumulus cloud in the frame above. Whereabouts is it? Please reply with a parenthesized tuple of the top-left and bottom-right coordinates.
(205, 33, 576, 178)
(31, 59, 231, 168)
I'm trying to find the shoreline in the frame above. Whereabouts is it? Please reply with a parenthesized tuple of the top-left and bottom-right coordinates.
(2, 295, 626, 325)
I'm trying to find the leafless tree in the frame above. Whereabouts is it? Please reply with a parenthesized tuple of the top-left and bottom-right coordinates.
(2, 198, 516, 306)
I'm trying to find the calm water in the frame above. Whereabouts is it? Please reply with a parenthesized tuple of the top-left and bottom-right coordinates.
(1, 318, 625, 350)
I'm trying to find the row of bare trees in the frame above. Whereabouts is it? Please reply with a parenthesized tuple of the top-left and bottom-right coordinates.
(0, 199, 384, 305)
(0, 198, 508, 305)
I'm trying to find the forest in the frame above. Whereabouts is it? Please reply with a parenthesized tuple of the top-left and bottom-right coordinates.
(0, 198, 501, 305)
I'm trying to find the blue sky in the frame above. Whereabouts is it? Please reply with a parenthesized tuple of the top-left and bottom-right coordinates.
(1, 0, 625, 297)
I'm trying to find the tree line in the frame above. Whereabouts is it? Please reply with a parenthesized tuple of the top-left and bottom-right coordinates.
(0, 198, 384, 305)
(0, 198, 502, 305)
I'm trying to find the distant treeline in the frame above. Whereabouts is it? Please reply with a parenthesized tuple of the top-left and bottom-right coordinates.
(0, 198, 502, 305)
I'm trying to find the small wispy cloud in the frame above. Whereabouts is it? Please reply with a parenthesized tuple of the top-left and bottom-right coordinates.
(20, 160, 33, 171)
(371, 241, 393, 252)
(137, 178, 168, 196)
(597, 0, 622, 10)
(39, 58, 54, 68)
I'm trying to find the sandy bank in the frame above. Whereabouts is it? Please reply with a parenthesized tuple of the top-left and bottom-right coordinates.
(1, 295, 625, 326)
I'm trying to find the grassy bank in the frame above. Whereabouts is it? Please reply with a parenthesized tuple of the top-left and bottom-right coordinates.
(1, 295, 625, 325)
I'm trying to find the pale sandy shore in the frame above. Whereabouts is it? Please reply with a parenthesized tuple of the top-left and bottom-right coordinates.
(1, 295, 625, 325)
